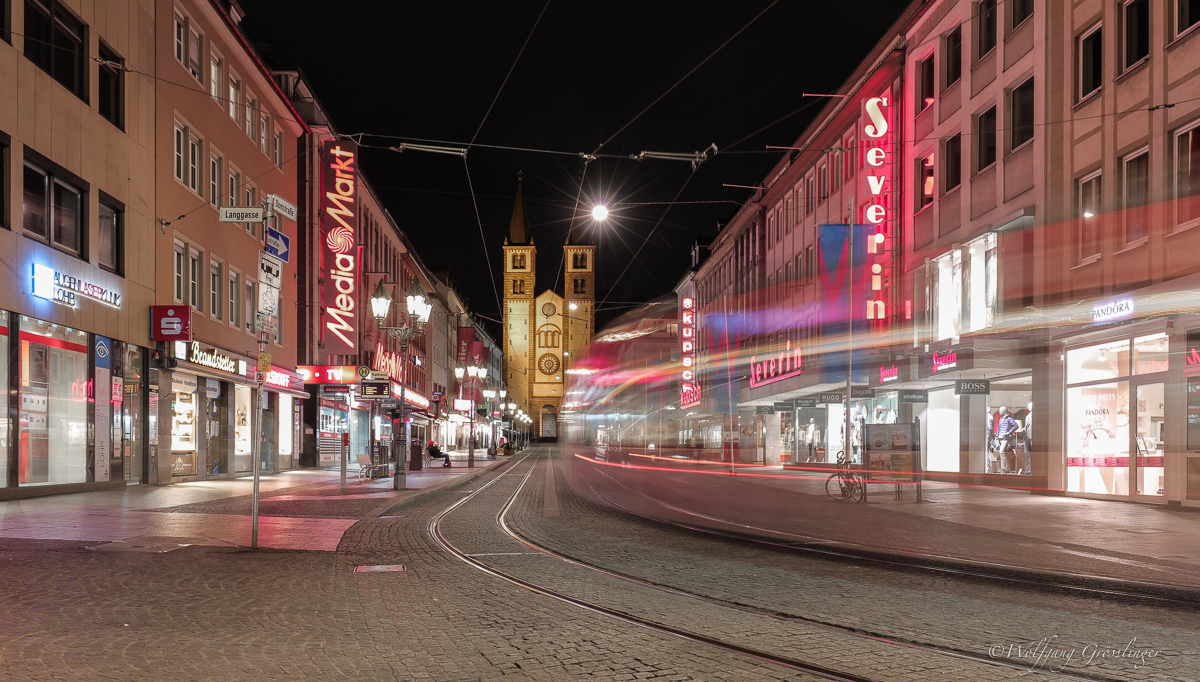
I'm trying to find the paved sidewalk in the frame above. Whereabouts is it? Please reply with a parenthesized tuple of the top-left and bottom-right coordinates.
(0, 459, 506, 552)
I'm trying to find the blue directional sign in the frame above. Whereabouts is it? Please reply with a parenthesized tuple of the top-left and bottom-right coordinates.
(265, 228, 291, 263)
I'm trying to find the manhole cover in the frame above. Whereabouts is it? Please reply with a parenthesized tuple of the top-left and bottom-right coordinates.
(354, 564, 406, 572)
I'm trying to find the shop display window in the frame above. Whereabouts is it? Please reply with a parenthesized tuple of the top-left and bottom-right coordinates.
(1066, 382, 1129, 495)
(1133, 333, 1169, 375)
(278, 395, 293, 463)
(1135, 383, 1165, 496)
(171, 392, 196, 451)
(1066, 341, 1130, 384)
(924, 388, 960, 472)
(1188, 378, 1200, 451)
(0, 312, 8, 487)
(18, 317, 88, 486)
(234, 385, 251, 472)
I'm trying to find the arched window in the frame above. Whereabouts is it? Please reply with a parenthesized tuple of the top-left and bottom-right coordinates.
(578, 253, 587, 269)
(512, 280, 520, 294)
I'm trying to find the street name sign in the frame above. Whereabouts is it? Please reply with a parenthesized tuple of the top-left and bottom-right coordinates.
(219, 207, 265, 223)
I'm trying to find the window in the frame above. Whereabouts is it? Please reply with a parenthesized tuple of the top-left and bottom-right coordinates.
(977, 106, 997, 170)
(188, 28, 201, 80)
(786, 198, 794, 233)
(260, 115, 269, 153)
(1182, 0, 1200, 35)
(98, 42, 124, 128)
(1080, 26, 1103, 100)
(844, 136, 856, 180)
(245, 95, 255, 137)
(209, 53, 222, 102)
(1124, 152, 1149, 242)
(1176, 124, 1200, 224)
(918, 154, 935, 210)
(173, 243, 185, 302)
(98, 200, 120, 272)
(23, 162, 82, 255)
(1079, 172, 1102, 259)
(273, 131, 283, 167)
(190, 250, 201, 311)
(228, 271, 238, 326)
(945, 25, 963, 87)
(209, 155, 220, 206)
(917, 54, 935, 111)
(977, 0, 997, 58)
(818, 164, 827, 203)
(795, 187, 804, 223)
(1011, 78, 1035, 150)
(832, 151, 842, 189)
(245, 281, 254, 332)
(174, 126, 184, 180)
(945, 134, 962, 193)
(188, 135, 200, 192)
(210, 261, 221, 318)
(1011, 0, 1033, 29)
(173, 12, 184, 62)
(25, 0, 87, 99)
(806, 245, 815, 281)
(806, 177, 815, 213)
(228, 74, 240, 121)
(1123, 0, 1149, 70)
(228, 170, 238, 206)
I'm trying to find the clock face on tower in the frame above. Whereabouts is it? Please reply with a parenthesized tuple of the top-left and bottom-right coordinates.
(538, 353, 560, 375)
(541, 302, 557, 317)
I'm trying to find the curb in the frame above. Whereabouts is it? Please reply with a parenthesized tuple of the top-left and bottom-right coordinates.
(371, 459, 511, 518)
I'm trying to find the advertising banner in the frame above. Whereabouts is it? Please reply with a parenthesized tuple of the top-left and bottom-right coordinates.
(864, 423, 918, 481)
(817, 224, 872, 385)
(94, 336, 112, 482)
(320, 139, 360, 356)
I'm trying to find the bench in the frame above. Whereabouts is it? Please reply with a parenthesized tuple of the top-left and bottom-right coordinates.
(355, 453, 386, 480)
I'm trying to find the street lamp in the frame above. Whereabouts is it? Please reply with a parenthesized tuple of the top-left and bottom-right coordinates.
(454, 360, 487, 468)
(371, 277, 433, 491)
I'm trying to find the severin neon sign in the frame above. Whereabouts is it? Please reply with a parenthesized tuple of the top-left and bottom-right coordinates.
(680, 297, 701, 408)
(862, 92, 893, 321)
(321, 140, 359, 355)
(932, 350, 957, 373)
(749, 339, 803, 389)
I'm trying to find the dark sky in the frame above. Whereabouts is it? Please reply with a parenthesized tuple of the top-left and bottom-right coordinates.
(241, 0, 909, 327)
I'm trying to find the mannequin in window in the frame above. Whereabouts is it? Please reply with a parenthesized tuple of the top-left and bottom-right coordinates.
(805, 418, 819, 462)
(1022, 402, 1033, 475)
(985, 408, 996, 472)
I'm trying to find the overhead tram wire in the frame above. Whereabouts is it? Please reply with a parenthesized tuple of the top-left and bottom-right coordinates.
(463, 157, 504, 316)
(468, 0, 552, 148)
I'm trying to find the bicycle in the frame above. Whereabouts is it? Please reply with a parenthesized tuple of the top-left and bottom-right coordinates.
(825, 452, 863, 502)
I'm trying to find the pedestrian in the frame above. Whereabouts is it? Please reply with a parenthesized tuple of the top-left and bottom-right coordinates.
(427, 440, 450, 468)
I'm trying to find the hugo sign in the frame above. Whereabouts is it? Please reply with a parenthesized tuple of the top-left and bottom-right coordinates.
(321, 140, 359, 355)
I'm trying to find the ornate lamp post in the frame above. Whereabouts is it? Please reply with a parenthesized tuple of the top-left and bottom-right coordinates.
(454, 360, 487, 468)
(370, 277, 433, 491)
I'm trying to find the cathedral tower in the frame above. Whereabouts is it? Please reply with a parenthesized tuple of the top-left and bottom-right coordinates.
(500, 174, 596, 440)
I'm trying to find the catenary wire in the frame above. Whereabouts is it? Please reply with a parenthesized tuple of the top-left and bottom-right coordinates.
(469, 0, 552, 148)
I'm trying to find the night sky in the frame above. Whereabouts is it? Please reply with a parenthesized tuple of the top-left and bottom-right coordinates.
(241, 0, 909, 330)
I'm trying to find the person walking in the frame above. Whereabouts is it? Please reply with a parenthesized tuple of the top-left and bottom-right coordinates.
(427, 440, 451, 468)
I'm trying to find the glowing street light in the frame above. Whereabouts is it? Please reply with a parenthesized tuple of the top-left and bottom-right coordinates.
(591, 204, 609, 221)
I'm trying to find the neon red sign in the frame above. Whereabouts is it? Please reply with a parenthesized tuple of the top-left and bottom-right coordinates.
(861, 91, 894, 321)
(749, 340, 803, 389)
(879, 363, 899, 383)
(680, 296, 700, 408)
(932, 350, 957, 373)
(373, 340, 404, 384)
(321, 140, 359, 355)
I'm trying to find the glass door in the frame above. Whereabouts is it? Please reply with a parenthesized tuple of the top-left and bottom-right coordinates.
(1134, 382, 1165, 496)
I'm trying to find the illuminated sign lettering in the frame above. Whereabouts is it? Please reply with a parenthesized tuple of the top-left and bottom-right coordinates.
(298, 365, 358, 384)
(187, 342, 238, 374)
(931, 350, 957, 373)
(879, 363, 899, 383)
(680, 296, 701, 408)
(31, 263, 121, 308)
(373, 340, 404, 384)
(749, 339, 803, 389)
(390, 382, 430, 409)
(1091, 299, 1133, 324)
(321, 140, 359, 354)
(260, 369, 292, 388)
(861, 92, 894, 321)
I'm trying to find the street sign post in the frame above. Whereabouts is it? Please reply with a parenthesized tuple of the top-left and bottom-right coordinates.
(257, 285, 278, 316)
(265, 228, 291, 262)
(258, 352, 272, 373)
(219, 207, 266, 223)
(258, 252, 283, 290)
(269, 194, 297, 222)
(253, 312, 278, 335)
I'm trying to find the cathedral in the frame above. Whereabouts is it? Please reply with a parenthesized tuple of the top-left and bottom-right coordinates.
(502, 174, 595, 440)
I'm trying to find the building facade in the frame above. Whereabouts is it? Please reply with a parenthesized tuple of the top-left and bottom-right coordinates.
(1, 0, 157, 498)
(154, 0, 307, 484)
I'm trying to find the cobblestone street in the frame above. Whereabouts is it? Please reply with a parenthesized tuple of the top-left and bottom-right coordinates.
(1, 447, 1197, 680)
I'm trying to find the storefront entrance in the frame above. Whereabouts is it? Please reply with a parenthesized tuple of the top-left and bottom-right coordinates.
(1065, 333, 1168, 498)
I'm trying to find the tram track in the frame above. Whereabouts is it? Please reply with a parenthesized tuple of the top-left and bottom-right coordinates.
(429, 448, 1115, 682)
(573, 459, 1200, 608)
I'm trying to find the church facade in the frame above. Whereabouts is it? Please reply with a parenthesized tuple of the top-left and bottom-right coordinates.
(502, 175, 595, 439)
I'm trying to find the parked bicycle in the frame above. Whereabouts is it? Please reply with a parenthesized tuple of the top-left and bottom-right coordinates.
(825, 452, 863, 502)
